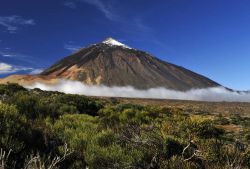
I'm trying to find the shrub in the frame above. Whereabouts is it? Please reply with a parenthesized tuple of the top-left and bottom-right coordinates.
(50, 114, 98, 168)
(0, 103, 29, 168)
(8, 93, 40, 119)
(56, 94, 103, 116)
(0, 103, 27, 152)
(0, 83, 27, 95)
(192, 121, 225, 139)
(164, 137, 183, 159)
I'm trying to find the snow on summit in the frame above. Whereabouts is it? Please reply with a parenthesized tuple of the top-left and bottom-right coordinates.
(102, 38, 131, 49)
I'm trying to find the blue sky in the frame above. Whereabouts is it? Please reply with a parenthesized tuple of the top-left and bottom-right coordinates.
(0, 0, 250, 90)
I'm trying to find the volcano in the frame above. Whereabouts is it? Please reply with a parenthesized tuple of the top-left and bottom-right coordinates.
(0, 38, 220, 91)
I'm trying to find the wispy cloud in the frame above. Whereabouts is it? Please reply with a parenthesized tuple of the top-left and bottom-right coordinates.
(1, 51, 30, 64)
(29, 68, 44, 75)
(0, 46, 43, 73)
(63, 0, 156, 45)
(0, 49, 38, 65)
(0, 50, 17, 57)
(64, 42, 82, 53)
(63, 0, 152, 35)
(63, 1, 77, 9)
(64, 0, 118, 21)
(0, 46, 47, 72)
(81, 0, 117, 21)
(0, 15, 35, 33)
(0, 62, 43, 75)
(134, 18, 152, 33)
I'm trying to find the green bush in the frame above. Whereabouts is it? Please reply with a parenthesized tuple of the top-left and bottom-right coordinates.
(192, 121, 225, 139)
(8, 93, 40, 119)
(0, 103, 47, 168)
(0, 103, 27, 152)
(0, 83, 27, 95)
(56, 94, 103, 116)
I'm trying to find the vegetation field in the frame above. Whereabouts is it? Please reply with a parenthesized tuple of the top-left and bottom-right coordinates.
(1, 83, 250, 169)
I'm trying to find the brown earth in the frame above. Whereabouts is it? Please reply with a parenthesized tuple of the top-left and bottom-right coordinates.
(0, 75, 59, 86)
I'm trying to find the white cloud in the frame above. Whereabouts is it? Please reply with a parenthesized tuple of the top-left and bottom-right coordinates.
(29, 68, 44, 75)
(64, 1, 77, 9)
(0, 62, 31, 74)
(0, 63, 13, 74)
(0, 51, 16, 57)
(0, 49, 37, 65)
(81, 0, 117, 21)
(0, 62, 42, 75)
(64, 43, 82, 53)
(64, 0, 118, 21)
(63, 0, 152, 35)
(26, 80, 250, 102)
(1, 54, 14, 57)
(0, 15, 35, 33)
(134, 18, 152, 33)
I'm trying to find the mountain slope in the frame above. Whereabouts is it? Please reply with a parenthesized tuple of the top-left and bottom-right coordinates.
(41, 38, 220, 90)
(0, 38, 220, 91)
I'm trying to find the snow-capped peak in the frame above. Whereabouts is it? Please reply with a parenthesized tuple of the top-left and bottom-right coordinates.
(102, 38, 131, 49)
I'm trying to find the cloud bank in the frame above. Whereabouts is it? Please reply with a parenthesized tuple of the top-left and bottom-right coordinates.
(26, 80, 250, 102)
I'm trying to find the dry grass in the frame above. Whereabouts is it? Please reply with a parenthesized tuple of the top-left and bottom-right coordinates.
(216, 124, 243, 133)
(101, 97, 250, 116)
